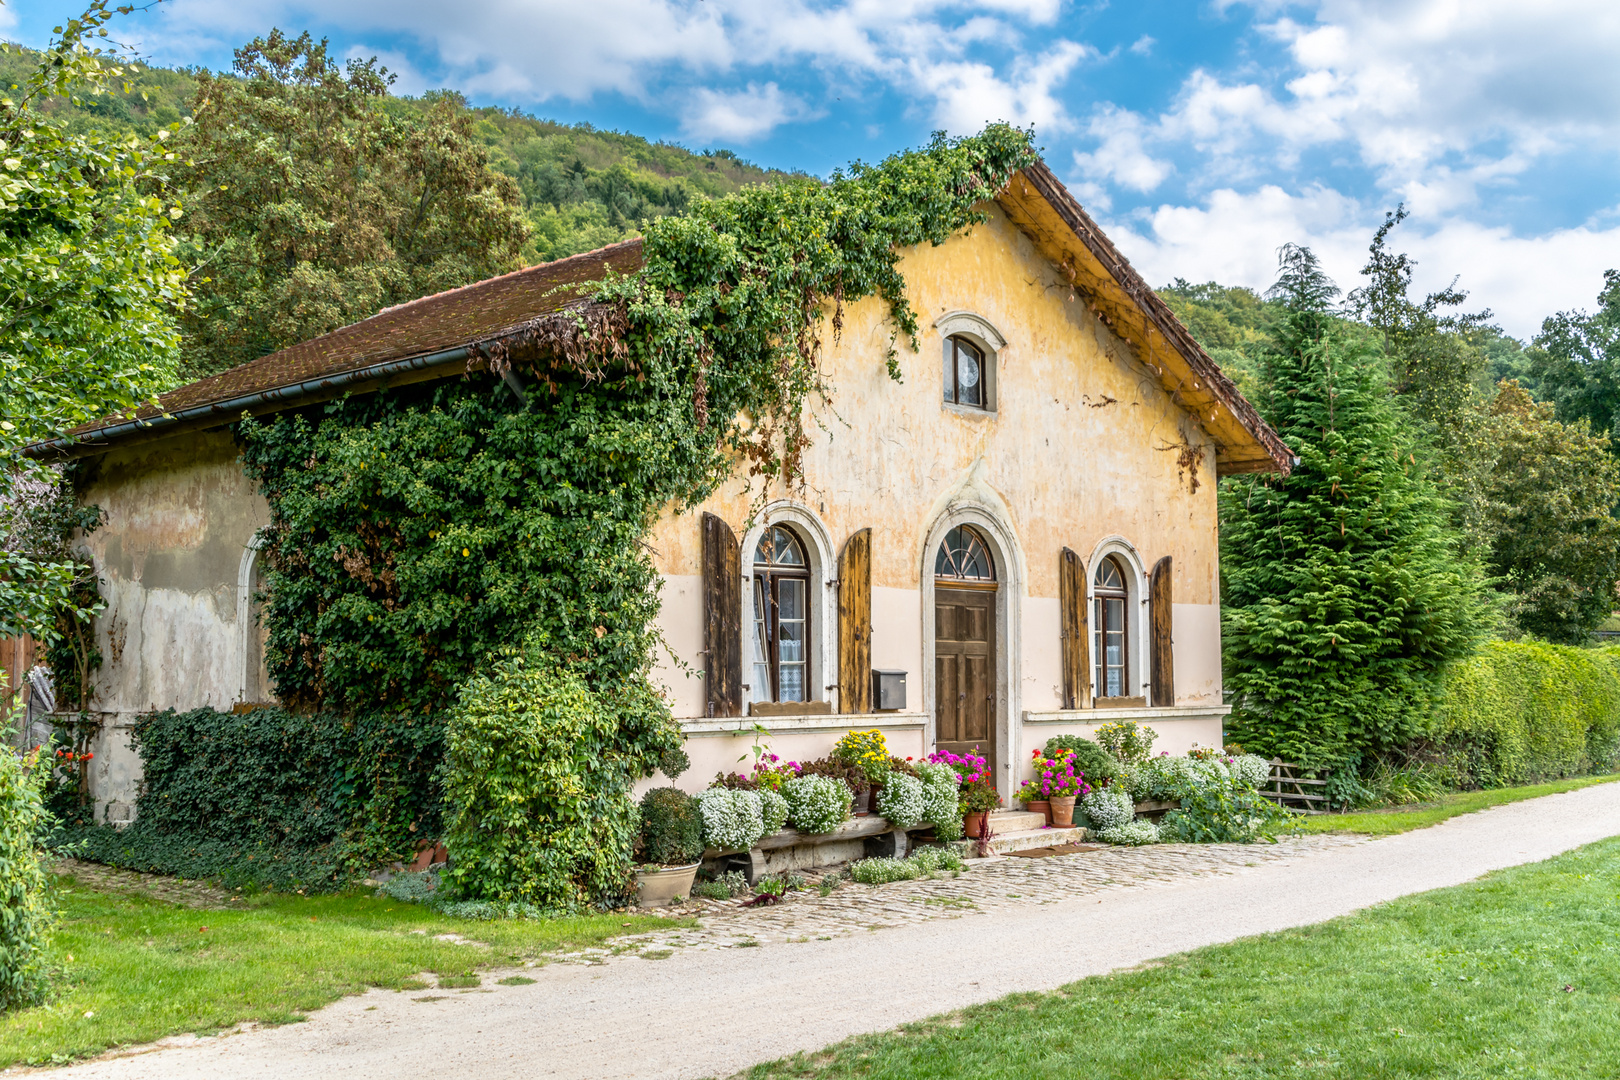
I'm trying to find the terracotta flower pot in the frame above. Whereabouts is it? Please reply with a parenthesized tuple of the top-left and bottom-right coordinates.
(1025, 799, 1052, 825)
(634, 862, 700, 908)
(1049, 796, 1077, 827)
(964, 811, 987, 838)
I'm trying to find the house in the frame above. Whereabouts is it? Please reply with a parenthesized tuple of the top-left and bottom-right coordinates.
(41, 162, 1289, 822)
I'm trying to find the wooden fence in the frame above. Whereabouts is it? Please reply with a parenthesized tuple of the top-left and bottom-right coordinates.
(1258, 759, 1329, 815)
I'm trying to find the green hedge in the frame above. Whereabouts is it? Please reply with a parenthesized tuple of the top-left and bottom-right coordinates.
(56, 706, 445, 892)
(1434, 642, 1620, 787)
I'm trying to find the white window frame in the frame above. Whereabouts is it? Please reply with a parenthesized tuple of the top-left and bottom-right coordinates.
(1085, 535, 1152, 705)
(739, 502, 837, 711)
(934, 311, 1006, 417)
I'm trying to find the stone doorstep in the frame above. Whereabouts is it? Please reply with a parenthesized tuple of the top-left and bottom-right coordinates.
(986, 809, 1047, 832)
(986, 825, 1089, 855)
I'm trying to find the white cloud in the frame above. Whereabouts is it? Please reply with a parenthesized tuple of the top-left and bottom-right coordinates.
(132, 0, 1086, 141)
(1128, 35, 1155, 57)
(1093, 184, 1620, 339)
(911, 39, 1088, 134)
(1072, 106, 1172, 192)
(682, 82, 814, 142)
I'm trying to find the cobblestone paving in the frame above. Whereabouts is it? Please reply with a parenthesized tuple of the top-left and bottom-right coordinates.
(569, 834, 1370, 961)
(52, 858, 241, 909)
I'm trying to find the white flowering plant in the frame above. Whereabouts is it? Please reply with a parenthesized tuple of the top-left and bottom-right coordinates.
(915, 760, 963, 840)
(782, 775, 851, 834)
(697, 787, 766, 852)
(875, 772, 927, 828)
(759, 789, 789, 836)
(1081, 787, 1135, 832)
(1099, 819, 1159, 845)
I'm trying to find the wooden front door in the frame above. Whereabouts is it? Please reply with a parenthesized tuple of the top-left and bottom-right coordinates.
(935, 585, 998, 778)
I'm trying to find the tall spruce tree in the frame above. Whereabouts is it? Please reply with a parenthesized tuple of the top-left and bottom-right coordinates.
(1222, 246, 1483, 766)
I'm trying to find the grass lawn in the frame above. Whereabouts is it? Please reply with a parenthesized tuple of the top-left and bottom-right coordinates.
(0, 872, 686, 1068)
(1298, 772, 1620, 836)
(743, 835, 1620, 1079)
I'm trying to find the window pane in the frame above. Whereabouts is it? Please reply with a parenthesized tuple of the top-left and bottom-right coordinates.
(1096, 558, 1123, 590)
(779, 618, 804, 664)
(777, 578, 804, 620)
(958, 346, 982, 407)
(754, 532, 773, 564)
(750, 581, 771, 704)
(773, 527, 805, 565)
(779, 661, 805, 702)
(943, 339, 956, 403)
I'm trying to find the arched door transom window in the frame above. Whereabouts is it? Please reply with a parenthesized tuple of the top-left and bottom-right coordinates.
(751, 525, 809, 703)
(1093, 556, 1129, 698)
(934, 525, 996, 582)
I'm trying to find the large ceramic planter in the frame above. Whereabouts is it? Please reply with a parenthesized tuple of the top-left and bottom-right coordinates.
(1024, 799, 1052, 825)
(634, 862, 700, 908)
(1049, 796, 1077, 827)
(963, 811, 987, 838)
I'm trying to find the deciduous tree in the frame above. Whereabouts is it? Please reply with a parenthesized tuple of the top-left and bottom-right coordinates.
(175, 31, 529, 378)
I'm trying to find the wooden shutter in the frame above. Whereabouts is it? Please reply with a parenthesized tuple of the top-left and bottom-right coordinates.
(1059, 547, 1089, 709)
(702, 512, 742, 718)
(1149, 555, 1174, 707)
(837, 528, 873, 714)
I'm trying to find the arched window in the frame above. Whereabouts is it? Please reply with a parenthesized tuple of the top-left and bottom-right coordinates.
(1093, 556, 1130, 699)
(935, 525, 996, 581)
(942, 335, 989, 410)
(750, 525, 810, 703)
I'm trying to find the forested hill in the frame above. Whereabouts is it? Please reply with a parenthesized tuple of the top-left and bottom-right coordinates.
(0, 47, 805, 264)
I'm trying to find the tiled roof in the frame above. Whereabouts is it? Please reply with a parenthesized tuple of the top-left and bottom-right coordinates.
(65, 239, 645, 439)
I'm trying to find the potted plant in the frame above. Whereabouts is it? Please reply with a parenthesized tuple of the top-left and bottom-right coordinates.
(1016, 779, 1051, 825)
(1027, 747, 1092, 827)
(959, 776, 1001, 837)
(833, 730, 890, 816)
(634, 787, 704, 907)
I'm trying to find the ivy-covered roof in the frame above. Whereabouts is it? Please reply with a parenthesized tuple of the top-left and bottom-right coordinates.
(49, 165, 1287, 474)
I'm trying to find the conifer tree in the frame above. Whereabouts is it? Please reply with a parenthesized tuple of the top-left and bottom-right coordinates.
(1222, 246, 1484, 766)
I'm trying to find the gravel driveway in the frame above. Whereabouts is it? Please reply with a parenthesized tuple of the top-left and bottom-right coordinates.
(45, 783, 1620, 1080)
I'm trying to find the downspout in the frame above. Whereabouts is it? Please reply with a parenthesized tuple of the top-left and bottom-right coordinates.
(25, 344, 474, 459)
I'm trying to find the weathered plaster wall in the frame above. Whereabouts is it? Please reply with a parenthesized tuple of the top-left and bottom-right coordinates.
(75, 428, 270, 820)
(645, 205, 1226, 797)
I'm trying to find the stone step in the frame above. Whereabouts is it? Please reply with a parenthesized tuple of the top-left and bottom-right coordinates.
(987, 809, 1047, 832)
(987, 825, 1088, 855)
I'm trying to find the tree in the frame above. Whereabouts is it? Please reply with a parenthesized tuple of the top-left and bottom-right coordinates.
(174, 31, 530, 378)
(0, 1, 188, 641)
(1529, 269, 1620, 449)
(1221, 246, 1484, 767)
(1484, 381, 1620, 642)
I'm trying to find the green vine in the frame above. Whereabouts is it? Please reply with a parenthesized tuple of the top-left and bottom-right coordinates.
(235, 126, 1039, 902)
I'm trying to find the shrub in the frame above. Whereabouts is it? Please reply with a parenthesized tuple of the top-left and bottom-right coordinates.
(696, 787, 765, 852)
(916, 761, 963, 841)
(442, 654, 669, 910)
(377, 869, 440, 904)
(0, 748, 53, 1009)
(875, 772, 926, 827)
(1094, 721, 1157, 766)
(1435, 641, 1620, 786)
(1081, 788, 1134, 832)
(1159, 783, 1296, 844)
(1099, 819, 1159, 846)
(53, 704, 446, 892)
(641, 788, 704, 865)
(759, 789, 789, 836)
(1043, 736, 1123, 789)
(782, 775, 850, 834)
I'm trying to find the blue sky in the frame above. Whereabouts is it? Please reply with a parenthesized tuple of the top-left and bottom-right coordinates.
(9, 0, 1620, 337)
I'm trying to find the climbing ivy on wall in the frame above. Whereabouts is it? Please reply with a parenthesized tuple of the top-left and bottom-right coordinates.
(234, 125, 1039, 904)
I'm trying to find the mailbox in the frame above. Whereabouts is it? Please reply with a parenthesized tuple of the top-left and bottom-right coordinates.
(873, 670, 907, 711)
